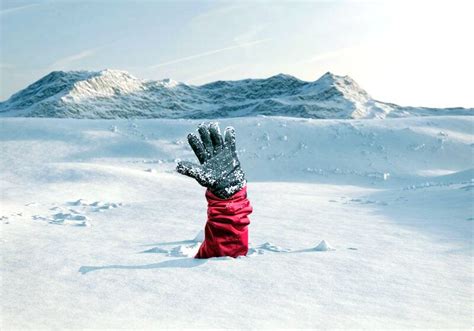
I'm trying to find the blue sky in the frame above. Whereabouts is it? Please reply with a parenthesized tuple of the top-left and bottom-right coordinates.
(1, 0, 473, 107)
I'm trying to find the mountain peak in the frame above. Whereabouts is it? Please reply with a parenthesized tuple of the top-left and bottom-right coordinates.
(271, 73, 297, 80)
(37, 70, 98, 84)
(317, 71, 355, 84)
(156, 78, 179, 88)
(321, 71, 339, 78)
(67, 71, 144, 101)
(311, 71, 367, 97)
(97, 68, 137, 79)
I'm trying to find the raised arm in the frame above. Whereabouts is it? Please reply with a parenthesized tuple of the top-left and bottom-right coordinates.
(176, 122, 252, 258)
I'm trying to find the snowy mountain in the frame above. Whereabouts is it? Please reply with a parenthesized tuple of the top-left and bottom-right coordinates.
(1, 69, 471, 119)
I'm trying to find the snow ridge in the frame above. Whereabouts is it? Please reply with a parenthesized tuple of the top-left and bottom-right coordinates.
(0, 69, 472, 119)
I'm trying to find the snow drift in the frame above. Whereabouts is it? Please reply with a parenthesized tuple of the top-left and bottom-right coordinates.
(1, 69, 472, 119)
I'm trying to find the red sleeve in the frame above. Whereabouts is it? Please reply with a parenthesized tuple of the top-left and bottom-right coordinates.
(195, 186, 252, 259)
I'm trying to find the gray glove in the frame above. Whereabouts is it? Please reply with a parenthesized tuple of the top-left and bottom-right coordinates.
(176, 122, 246, 199)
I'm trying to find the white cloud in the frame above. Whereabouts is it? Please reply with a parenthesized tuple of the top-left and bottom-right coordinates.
(148, 39, 272, 70)
(189, 4, 246, 26)
(48, 48, 99, 71)
(0, 3, 40, 15)
(185, 64, 239, 84)
(294, 46, 358, 66)
(233, 25, 267, 44)
(47, 38, 122, 71)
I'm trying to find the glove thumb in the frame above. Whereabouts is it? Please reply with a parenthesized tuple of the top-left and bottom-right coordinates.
(176, 161, 206, 183)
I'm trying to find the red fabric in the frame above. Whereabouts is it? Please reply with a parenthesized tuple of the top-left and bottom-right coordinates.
(195, 186, 252, 259)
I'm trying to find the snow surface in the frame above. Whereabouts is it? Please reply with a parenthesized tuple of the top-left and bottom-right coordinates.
(1, 69, 472, 119)
(1, 116, 473, 328)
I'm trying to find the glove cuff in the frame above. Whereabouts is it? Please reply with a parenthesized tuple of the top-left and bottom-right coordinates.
(207, 183, 247, 201)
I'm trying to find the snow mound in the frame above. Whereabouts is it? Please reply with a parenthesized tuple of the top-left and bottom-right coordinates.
(257, 242, 291, 252)
(33, 212, 90, 227)
(142, 247, 169, 254)
(29, 199, 122, 227)
(1, 70, 472, 119)
(167, 242, 201, 257)
(312, 240, 335, 251)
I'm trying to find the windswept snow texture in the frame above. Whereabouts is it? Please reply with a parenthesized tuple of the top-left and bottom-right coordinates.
(0, 69, 472, 119)
(1, 116, 473, 328)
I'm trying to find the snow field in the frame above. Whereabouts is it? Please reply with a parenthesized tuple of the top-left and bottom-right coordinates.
(1, 116, 472, 328)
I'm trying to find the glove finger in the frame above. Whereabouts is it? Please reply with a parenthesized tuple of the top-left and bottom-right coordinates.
(224, 126, 236, 153)
(198, 123, 214, 158)
(187, 133, 207, 164)
(209, 122, 224, 153)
